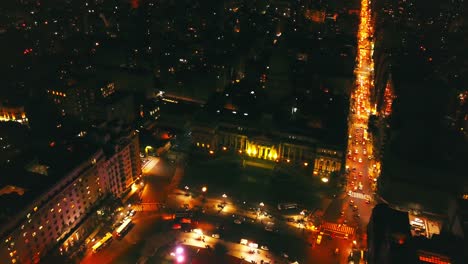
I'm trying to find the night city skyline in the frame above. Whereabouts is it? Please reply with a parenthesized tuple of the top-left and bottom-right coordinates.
(0, 1, 466, 264)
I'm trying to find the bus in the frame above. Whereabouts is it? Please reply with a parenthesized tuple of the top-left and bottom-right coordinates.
(115, 218, 132, 238)
(92, 232, 113, 253)
(277, 203, 298, 210)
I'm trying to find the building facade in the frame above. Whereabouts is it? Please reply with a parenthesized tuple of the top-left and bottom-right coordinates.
(0, 127, 142, 263)
(0, 150, 106, 264)
(0, 103, 28, 124)
(191, 121, 344, 177)
(102, 130, 142, 197)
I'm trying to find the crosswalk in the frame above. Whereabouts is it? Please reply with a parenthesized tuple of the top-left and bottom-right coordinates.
(321, 222, 355, 235)
(349, 191, 371, 201)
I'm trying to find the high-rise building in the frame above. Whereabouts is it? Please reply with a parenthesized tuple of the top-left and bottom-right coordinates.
(0, 147, 106, 264)
(367, 204, 416, 264)
(47, 80, 135, 124)
(0, 125, 141, 263)
(89, 122, 142, 197)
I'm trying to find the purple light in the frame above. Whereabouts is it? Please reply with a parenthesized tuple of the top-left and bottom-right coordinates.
(175, 247, 184, 254)
(176, 255, 185, 263)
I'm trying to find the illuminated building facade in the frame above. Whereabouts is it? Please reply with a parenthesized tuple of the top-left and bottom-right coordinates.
(0, 104, 28, 124)
(191, 121, 343, 176)
(313, 148, 344, 177)
(0, 126, 141, 263)
(0, 150, 106, 264)
(101, 129, 142, 197)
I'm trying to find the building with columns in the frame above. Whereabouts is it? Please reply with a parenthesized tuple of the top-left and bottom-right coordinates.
(190, 117, 344, 178)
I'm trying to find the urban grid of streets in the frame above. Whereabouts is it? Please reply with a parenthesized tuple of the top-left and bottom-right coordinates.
(80, 1, 376, 263)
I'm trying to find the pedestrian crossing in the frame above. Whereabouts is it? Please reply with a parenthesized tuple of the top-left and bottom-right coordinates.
(349, 191, 371, 201)
(321, 222, 355, 235)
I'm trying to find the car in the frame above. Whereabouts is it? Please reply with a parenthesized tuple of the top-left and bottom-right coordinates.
(265, 226, 273, 232)
(358, 172, 363, 177)
(365, 198, 371, 204)
(234, 219, 242, 224)
(172, 223, 181, 230)
(334, 248, 340, 255)
(358, 158, 363, 163)
(349, 200, 354, 205)
(281, 252, 289, 259)
(353, 205, 358, 211)
(340, 211, 345, 216)
(260, 245, 269, 251)
(211, 234, 220, 238)
(245, 217, 256, 223)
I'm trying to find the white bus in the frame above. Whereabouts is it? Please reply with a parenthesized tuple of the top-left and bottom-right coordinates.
(115, 218, 132, 238)
(92, 232, 113, 253)
(277, 203, 298, 210)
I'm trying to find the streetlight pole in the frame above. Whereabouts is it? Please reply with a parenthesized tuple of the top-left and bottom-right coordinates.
(201, 186, 207, 202)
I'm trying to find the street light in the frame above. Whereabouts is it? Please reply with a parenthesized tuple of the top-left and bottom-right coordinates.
(176, 255, 185, 263)
(259, 202, 264, 207)
(202, 186, 207, 193)
(222, 194, 227, 198)
(321, 177, 329, 183)
(175, 247, 184, 254)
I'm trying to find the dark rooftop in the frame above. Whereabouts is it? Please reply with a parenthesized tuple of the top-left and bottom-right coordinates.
(0, 139, 100, 227)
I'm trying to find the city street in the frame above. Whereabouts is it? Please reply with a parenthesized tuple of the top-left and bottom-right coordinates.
(339, 0, 376, 260)
(79, 152, 359, 263)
